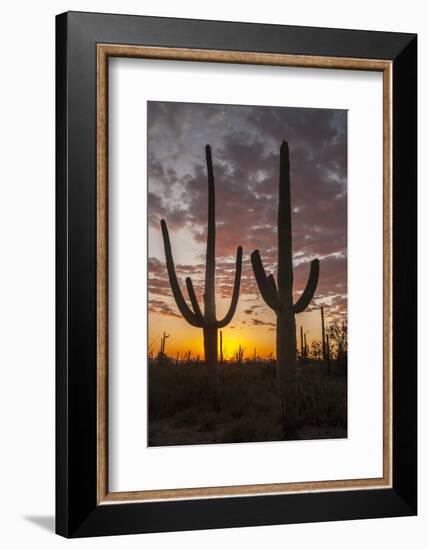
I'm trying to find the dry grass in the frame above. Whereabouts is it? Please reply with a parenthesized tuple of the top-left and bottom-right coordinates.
(148, 361, 347, 446)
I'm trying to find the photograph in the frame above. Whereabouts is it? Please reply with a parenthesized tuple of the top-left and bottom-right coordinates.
(0, 0, 420, 544)
(147, 101, 348, 446)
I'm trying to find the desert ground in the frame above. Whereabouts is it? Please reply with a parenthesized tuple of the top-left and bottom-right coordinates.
(148, 359, 347, 446)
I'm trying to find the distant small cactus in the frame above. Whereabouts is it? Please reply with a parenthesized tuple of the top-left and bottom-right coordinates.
(233, 345, 245, 364)
(157, 331, 170, 366)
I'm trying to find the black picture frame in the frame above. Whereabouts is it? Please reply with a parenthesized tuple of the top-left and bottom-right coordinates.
(56, 11, 417, 538)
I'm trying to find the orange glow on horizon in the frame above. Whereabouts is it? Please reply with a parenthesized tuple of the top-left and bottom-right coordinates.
(148, 307, 333, 360)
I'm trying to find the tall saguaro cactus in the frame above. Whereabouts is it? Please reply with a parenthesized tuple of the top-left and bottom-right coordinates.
(251, 141, 320, 423)
(161, 145, 243, 394)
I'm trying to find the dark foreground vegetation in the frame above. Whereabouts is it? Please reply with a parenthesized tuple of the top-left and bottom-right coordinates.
(148, 360, 347, 446)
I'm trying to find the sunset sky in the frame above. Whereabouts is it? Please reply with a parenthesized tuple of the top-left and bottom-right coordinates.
(147, 101, 347, 360)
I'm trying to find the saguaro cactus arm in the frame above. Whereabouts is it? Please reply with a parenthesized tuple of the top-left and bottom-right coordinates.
(293, 259, 320, 314)
(160, 219, 203, 328)
(251, 250, 283, 312)
(267, 273, 278, 295)
(216, 246, 243, 328)
(185, 277, 205, 324)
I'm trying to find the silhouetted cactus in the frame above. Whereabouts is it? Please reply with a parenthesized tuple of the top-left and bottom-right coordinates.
(157, 331, 170, 366)
(160, 332, 169, 354)
(300, 326, 304, 361)
(233, 345, 245, 364)
(299, 326, 308, 362)
(326, 333, 331, 374)
(321, 307, 331, 374)
(321, 306, 326, 361)
(161, 145, 243, 396)
(251, 141, 319, 426)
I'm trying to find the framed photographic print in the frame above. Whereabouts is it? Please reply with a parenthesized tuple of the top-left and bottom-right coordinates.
(56, 11, 417, 537)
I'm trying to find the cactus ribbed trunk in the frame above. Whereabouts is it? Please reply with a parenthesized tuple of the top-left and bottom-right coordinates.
(276, 141, 297, 420)
(203, 327, 219, 393)
(203, 145, 219, 394)
(277, 312, 297, 407)
(204, 149, 217, 369)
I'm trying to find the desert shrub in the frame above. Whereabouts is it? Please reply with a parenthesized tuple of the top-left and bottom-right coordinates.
(172, 408, 200, 429)
(221, 418, 259, 443)
(148, 360, 347, 445)
(197, 411, 220, 432)
(221, 413, 283, 443)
